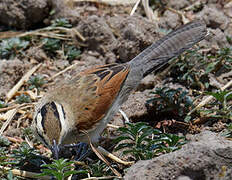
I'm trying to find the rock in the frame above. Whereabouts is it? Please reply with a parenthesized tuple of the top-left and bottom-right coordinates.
(158, 10, 181, 29)
(53, 60, 69, 70)
(76, 15, 118, 55)
(111, 89, 154, 128)
(137, 74, 157, 91)
(177, 176, 191, 180)
(27, 47, 48, 62)
(50, 0, 82, 25)
(196, 4, 230, 30)
(167, 0, 191, 10)
(67, 54, 104, 79)
(105, 52, 117, 64)
(120, 90, 152, 120)
(108, 15, 160, 62)
(0, 59, 27, 95)
(204, 28, 230, 49)
(224, 2, 232, 18)
(124, 131, 232, 180)
(0, 0, 51, 29)
(76, 15, 161, 63)
(224, 23, 232, 42)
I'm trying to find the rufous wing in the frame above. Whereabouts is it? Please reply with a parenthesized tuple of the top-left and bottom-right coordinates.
(75, 63, 130, 131)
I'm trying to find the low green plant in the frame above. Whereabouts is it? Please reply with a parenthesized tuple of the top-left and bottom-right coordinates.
(206, 47, 232, 72)
(0, 37, 30, 59)
(221, 123, 232, 138)
(114, 122, 186, 161)
(89, 160, 114, 177)
(0, 137, 15, 168)
(0, 136, 11, 146)
(0, 147, 10, 166)
(42, 38, 61, 55)
(170, 49, 209, 89)
(51, 18, 72, 28)
(114, 122, 160, 160)
(200, 90, 232, 120)
(15, 94, 31, 104)
(170, 47, 232, 90)
(226, 36, 232, 44)
(11, 142, 41, 167)
(1, 171, 18, 180)
(37, 158, 87, 180)
(28, 75, 47, 90)
(156, 133, 186, 153)
(146, 87, 194, 119)
(0, 101, 7, 108)
(0, 142, 49, 177)
(65, 45, 81, 61)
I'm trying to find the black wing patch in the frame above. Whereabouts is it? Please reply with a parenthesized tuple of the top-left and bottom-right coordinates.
(91, 63, 129, 83)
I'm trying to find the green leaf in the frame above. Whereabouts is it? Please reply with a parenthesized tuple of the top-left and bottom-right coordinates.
(206, 91, 229, 103)
(114, 136, 134, 143)
(137, 128, 154, 146)
(114, 143, 134, 151)
(205, 61, 219, 74)
(51, 18, 72, 28)
(0, 101, 7, 108)
(0, 136, 11, 146)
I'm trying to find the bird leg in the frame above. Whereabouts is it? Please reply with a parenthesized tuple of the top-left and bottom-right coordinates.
(64, 142, 92, 161)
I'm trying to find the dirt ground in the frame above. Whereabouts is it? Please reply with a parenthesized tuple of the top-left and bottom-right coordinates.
(0, 0, 232, 179)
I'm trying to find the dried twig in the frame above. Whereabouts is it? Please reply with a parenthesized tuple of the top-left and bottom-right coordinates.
(1, 26, 85, 42)
(0, 109, 18, 135)
(81, 130, 122, 178)
(187, 79, 232, 116)
(81, 176, 120, 180)
(166, 7, 189, 24)
(72, 0, 137, 5)
(6, 64, 41, 101)
(0, 166, 50, 180)
(184, 0, 201, 11)
(97, 146, 134, 166)
(107, 124, 120, 129)
(0, 31, 22, 39)
(48, 62, 84, 81)
(6, 136, 24, 143)
(142, 0, 156, 22)
(130, 0, 141, 16)
(119, 109, 130, 123)
(0, 103, 34, 135)
(0, 105, 18, 113)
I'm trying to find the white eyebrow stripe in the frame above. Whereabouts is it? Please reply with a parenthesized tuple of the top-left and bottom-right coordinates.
(36, 111, 44, 133)
(54, 102, 67, 132)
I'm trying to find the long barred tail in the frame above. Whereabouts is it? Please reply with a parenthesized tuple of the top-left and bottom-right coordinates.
(129, 20, 207, 78)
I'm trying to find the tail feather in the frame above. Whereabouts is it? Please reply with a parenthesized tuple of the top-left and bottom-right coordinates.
(129, 20, 207, 77)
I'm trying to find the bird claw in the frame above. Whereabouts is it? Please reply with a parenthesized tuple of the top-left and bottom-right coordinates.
(64, 142, 91, 161)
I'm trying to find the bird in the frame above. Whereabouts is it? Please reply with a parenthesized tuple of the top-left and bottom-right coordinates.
(32, 20, 207, 158)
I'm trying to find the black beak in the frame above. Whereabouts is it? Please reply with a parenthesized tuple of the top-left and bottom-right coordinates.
(52, 139, 59, 159)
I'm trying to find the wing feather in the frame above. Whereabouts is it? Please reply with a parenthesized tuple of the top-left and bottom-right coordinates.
(75, 63, 130, 131)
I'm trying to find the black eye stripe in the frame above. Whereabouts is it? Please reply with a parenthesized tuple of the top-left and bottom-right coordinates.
(50, 101, 60, 120)
(35, 113, 38, 124)
(61, 105, 66, 119)
(36, 128, 49, 147)
(40, 105, 47, 133)
(40, 104, 47, 117)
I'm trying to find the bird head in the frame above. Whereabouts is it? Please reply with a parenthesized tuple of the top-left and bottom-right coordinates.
(33, 101, 67, 158)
